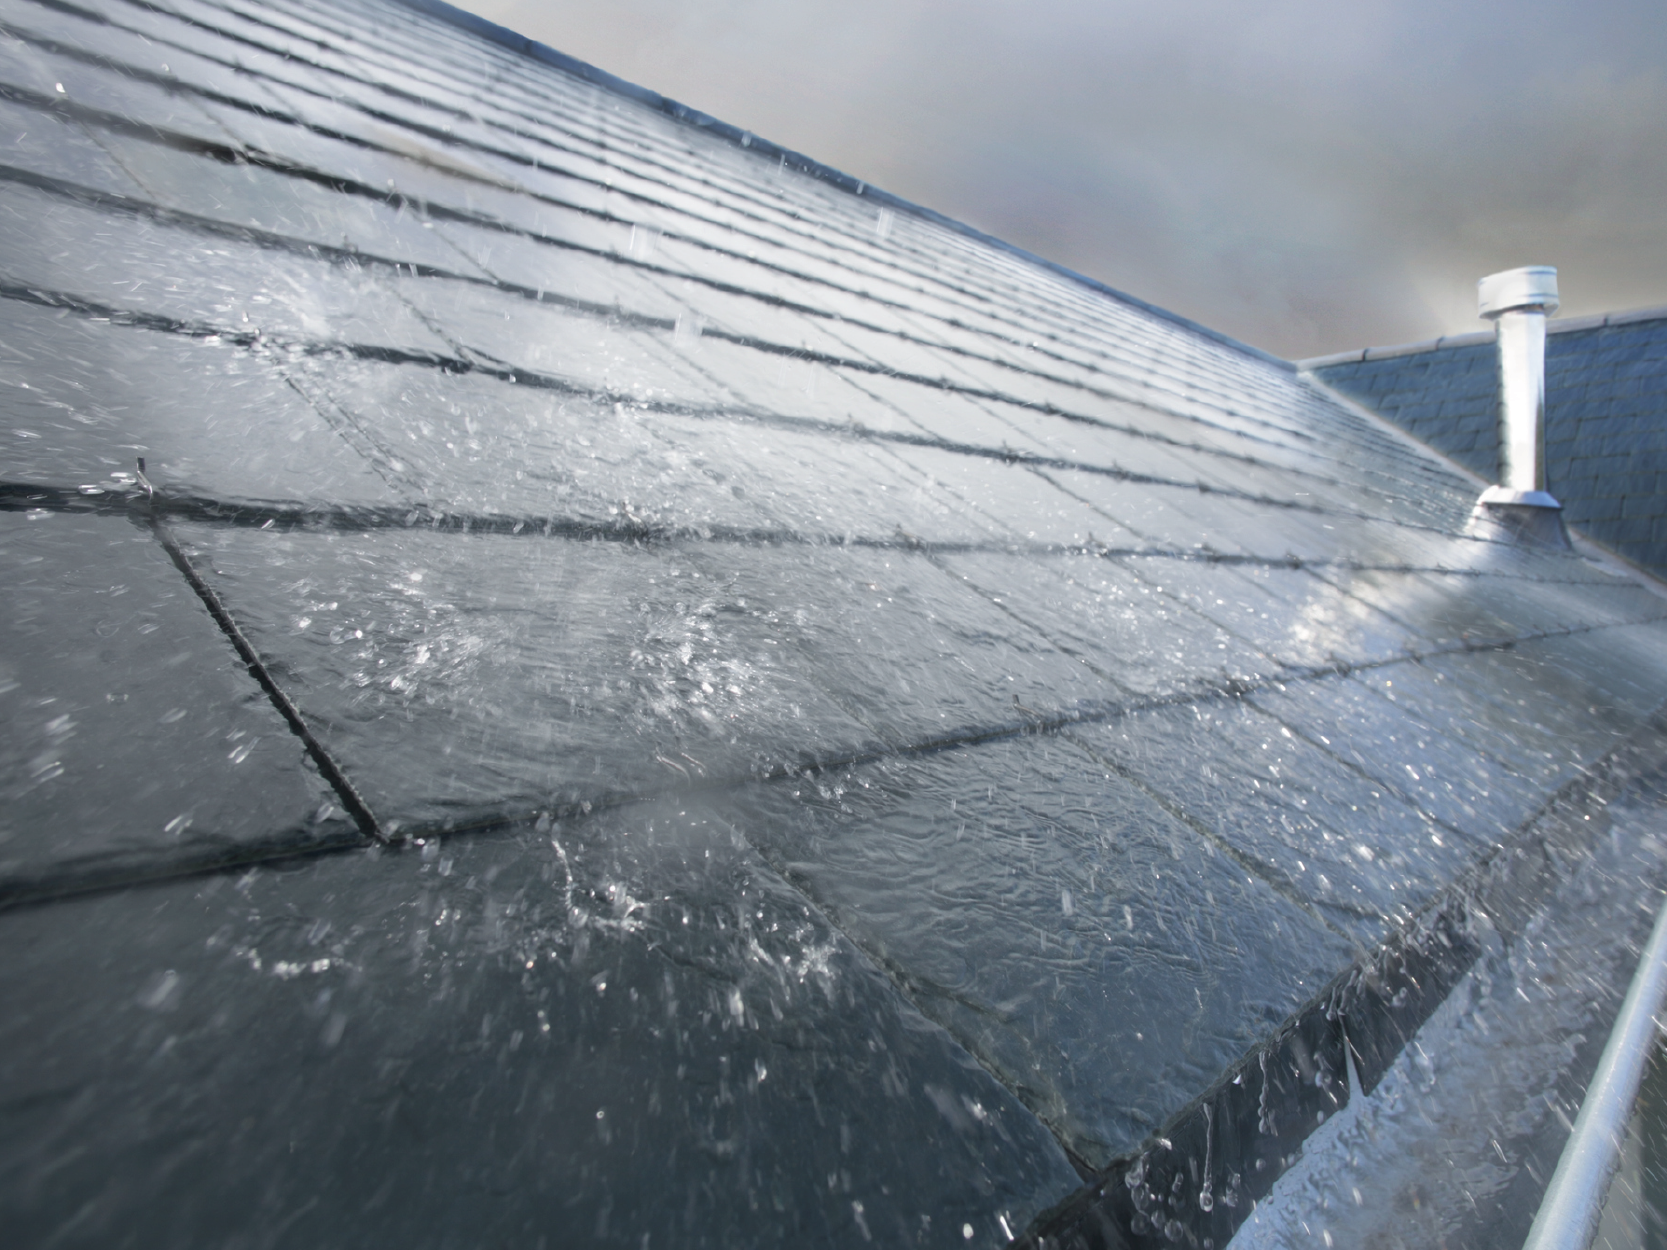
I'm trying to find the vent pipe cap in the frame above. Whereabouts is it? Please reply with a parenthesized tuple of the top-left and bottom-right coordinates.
(1479, 266, 1559, 319)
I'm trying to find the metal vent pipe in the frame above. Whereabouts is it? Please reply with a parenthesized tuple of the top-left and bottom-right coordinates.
(1473, 266, 1569, 545)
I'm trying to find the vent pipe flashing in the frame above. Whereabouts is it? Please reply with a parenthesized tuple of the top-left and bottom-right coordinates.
(1471, 266, 1570, 547)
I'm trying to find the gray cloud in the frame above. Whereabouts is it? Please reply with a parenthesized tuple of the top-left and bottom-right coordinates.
(471, 0, 1667, 358)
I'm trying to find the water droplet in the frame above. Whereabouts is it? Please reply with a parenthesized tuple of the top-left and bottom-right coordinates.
(138, 969, 180, 1010)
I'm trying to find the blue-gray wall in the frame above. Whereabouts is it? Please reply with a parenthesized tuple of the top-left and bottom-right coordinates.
(1311, 316, 1667, 576)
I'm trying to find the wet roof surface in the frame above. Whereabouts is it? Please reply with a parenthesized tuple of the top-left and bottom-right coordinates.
(4, 0, 1667, 1245)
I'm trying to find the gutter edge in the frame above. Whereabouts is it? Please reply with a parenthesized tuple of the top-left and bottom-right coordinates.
(1521, 890, 1667, 1250)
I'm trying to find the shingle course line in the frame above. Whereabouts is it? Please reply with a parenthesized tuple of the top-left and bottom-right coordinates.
(0, 45, 1325, 462)
(185, 0, 1326, 441)
(265, 0, 1299, 372)
(0, 220, 1420, 522)
(3, 586, 1653, 914)
(0, 275, 1511, 543)
(37, 0, 1282, 415)
(9, 482, 1620, 592)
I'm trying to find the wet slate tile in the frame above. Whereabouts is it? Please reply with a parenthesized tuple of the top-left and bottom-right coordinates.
(1208, 503, 1453, 570)
(728, 734, 1354, 1166)
(1246, 672, 1541, 846)
(831, 371, 1053, 455)
(993, 402, 1249, 487)
(0, 299, 398, 505)
(289, 358, 783, 529)
(0, 799, 1080, 1248)
(883, 444, 1116, 547)
(1350, 658, 1592, 796)
(1312, 567, 1517, 646)
(0, 511, 341, 894)
(171, 523, 880, 832)
(1453, 565, 1666, 634)
(653, 331, 900, 431)
(389, 278, 717, 404)
(0, 181, 454, 356)
(1075, 696, 1470, 943)
(1128, 558, 1417, 671)
(1316, 563, 1663, 651)
(1509, 623, 1667, 723)
(425, 225, 697, 320)
(654, 277, 892, 370)
(694, 543, 1114, 748)
(82, 129, 493, 279)
(639, 410, 1004, 546)
(0, 91, 145, 196)
(934, 550, 1275, 700)
(1034, 466, 1274, 556)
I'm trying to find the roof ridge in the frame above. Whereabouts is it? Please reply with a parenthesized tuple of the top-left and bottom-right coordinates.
(1297, 301, 1667, 370)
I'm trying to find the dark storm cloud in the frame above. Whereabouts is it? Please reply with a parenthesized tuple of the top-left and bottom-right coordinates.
(472, 0, 1667, 358)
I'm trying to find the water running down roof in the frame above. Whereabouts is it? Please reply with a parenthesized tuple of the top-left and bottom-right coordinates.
(3, 0, 1667, 1246)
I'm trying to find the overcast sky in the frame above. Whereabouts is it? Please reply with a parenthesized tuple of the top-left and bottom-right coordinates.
(468, 0, 1667, 359)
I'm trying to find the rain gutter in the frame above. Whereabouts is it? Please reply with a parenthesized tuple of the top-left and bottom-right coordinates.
(1522, 890, 1667, 1250)
(388, 0, 1294, 374)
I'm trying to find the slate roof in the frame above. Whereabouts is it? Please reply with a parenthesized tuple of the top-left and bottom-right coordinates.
(1306, 309, 1667, 577)
(4, 0, 1667, 1246)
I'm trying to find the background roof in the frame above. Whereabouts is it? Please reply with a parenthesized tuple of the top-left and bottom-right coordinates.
(1307, 309, 1667, 579)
